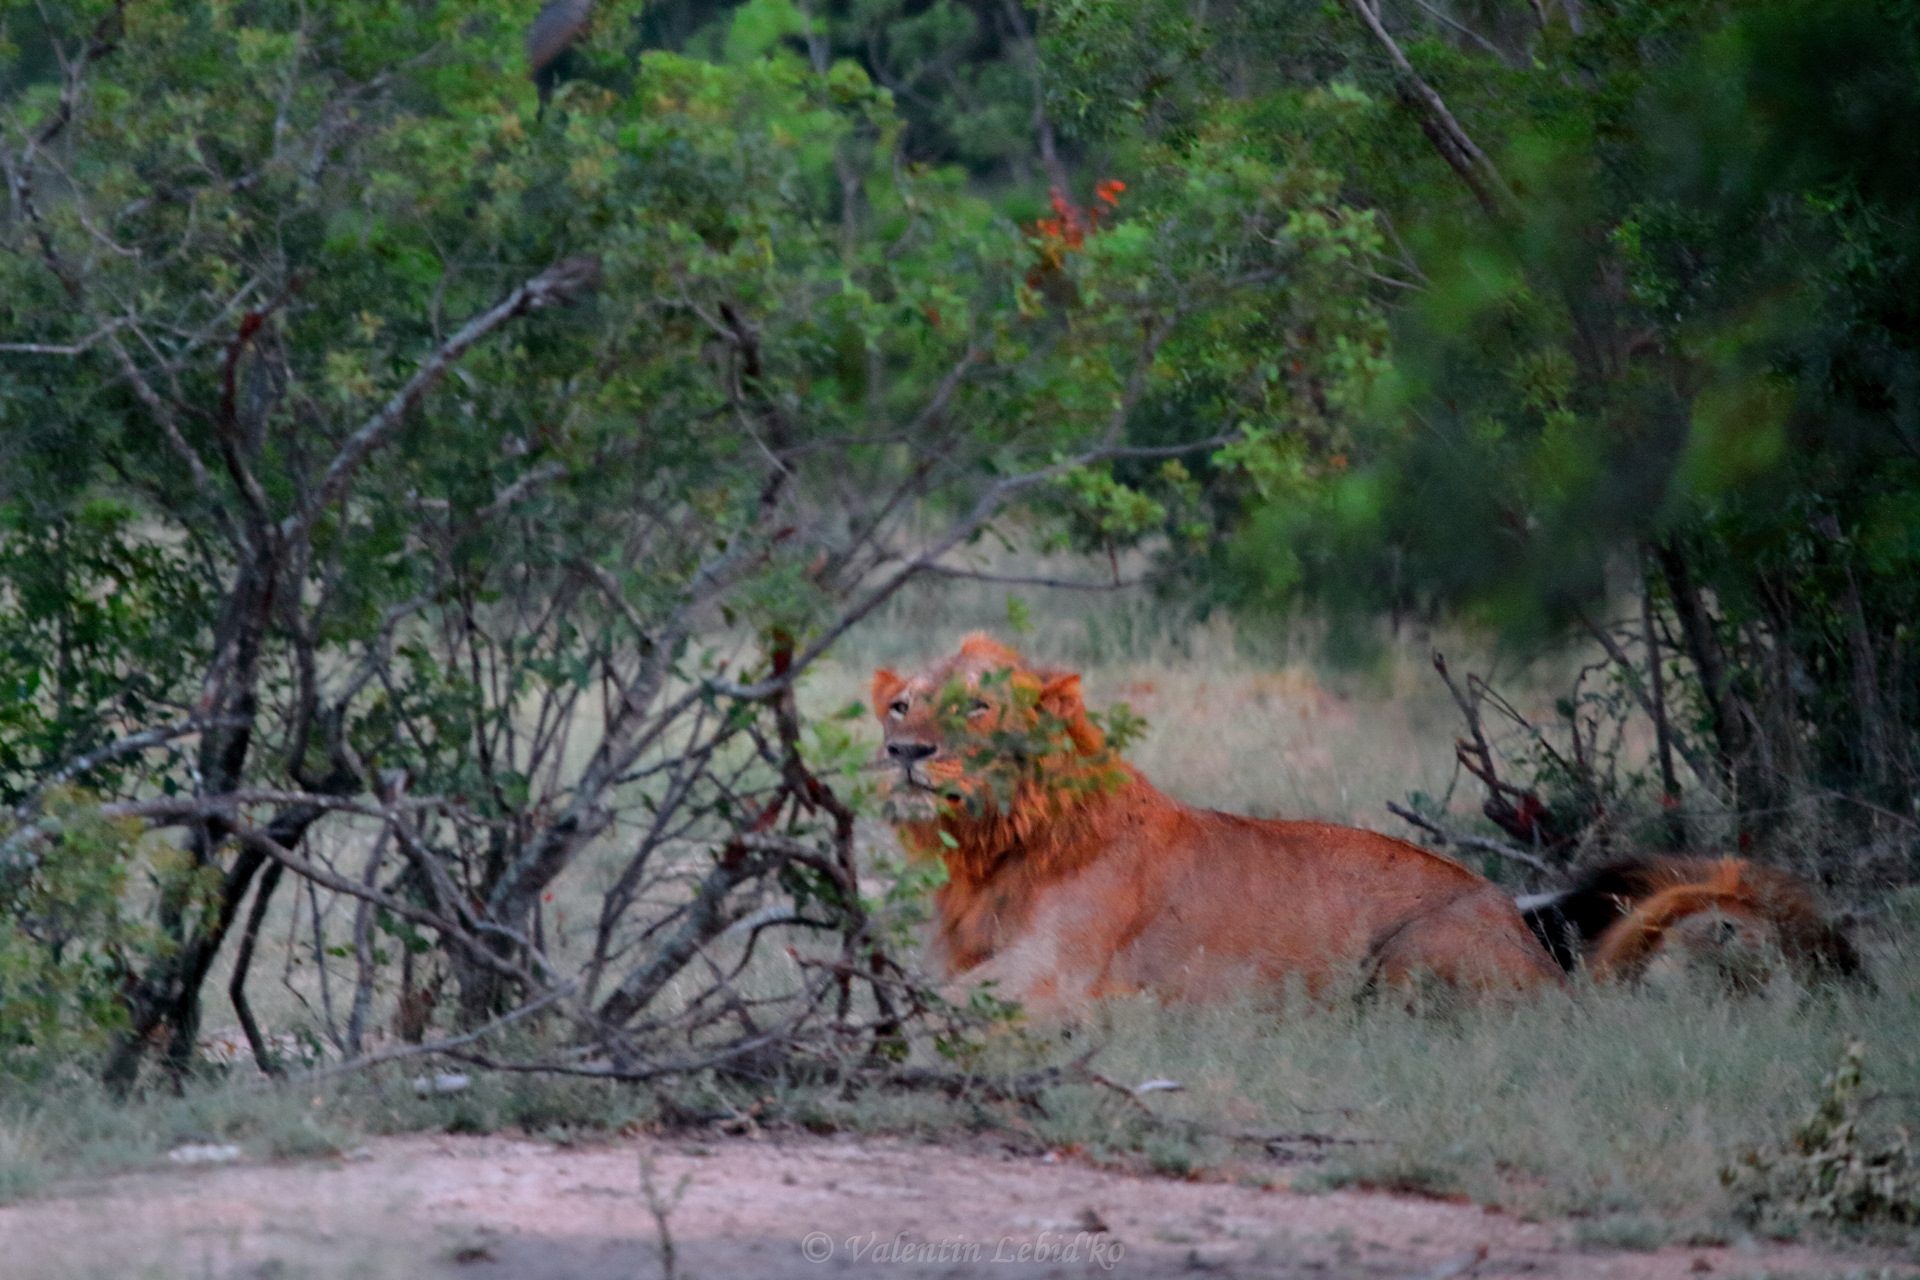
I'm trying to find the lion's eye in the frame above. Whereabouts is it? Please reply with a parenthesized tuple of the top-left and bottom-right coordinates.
(889, 699, 910, 716)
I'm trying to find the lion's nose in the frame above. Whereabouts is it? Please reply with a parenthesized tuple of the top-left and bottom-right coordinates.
(888, 742, 937, 764)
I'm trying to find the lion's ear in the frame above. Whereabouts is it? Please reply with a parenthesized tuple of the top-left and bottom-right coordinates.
(1037, 673, 1083, 715)
(872, 668, 906, 718)
(1039, 674, 1105, 755)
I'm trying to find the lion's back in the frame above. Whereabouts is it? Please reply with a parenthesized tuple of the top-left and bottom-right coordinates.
(1006, 799, 1541, 1002)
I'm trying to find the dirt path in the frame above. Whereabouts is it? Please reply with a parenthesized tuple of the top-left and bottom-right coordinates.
(3, 1133, 1903, 1279)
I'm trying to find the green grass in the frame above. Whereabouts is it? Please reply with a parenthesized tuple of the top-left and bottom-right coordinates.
(1052, 958, 1920, 1230)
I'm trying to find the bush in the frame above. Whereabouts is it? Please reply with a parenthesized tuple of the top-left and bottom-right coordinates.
(0, 790, 176, 1077)
(1723, 1040, 1920, 1230)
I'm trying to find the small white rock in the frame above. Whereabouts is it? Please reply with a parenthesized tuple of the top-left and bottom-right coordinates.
(412, 1072, 471, 1095)
(167, 1144, 242, 1164)
(1135, 1079, 1185, 1094)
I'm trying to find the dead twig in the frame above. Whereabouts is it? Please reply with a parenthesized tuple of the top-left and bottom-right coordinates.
(1387, 801, 1557, 877)
(253, 979, 578, 1090)
(638, 1147, 691, 1280)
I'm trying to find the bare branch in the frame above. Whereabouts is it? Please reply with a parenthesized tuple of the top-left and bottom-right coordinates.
(716, 349, 1213, 703)
(917, 563, 1143, 591)
(260, 979, 579, 1089)
(1571, 606, 1719, 786)
(1408, 0, 1513, 63)
(1386, 802, 1557, 877)
(228, 822, 537, 986)
(999, 0, 1075, 203)
(286, 256, 601, 540)
(596, 845, 786, 1027)
(447, 1021, 804, 1083)
(12, 716, 246, 819)
(0, 318, 128, 355)
(0, 1, 129, 296)
(1342, 0, 1516, 220)
(102, 788, 459, 823)
(104, 333, 223, 511)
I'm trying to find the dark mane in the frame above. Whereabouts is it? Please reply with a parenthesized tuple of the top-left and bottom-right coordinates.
(1521, 856, 1863, 980)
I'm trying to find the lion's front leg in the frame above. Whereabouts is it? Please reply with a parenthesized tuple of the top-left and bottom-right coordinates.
(938, 931, 1100, 1022)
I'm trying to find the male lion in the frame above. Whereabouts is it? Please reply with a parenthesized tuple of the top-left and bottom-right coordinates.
(1520, 857, 1862, 990)
(872, 634, 1564, 1014)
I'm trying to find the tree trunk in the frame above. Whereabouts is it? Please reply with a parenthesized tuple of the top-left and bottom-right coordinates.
(1653, 536, 1779, 836)
(1639, 548, 1685, 848)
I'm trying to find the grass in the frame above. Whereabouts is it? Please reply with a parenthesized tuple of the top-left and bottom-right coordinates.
(1072, 952, 1920, 1227)
(0, 1057, 668, 1196)
(790, 940, 1913, 1241)
(8, 939, 1917, 1246)
(5, 586, 1918, 1256)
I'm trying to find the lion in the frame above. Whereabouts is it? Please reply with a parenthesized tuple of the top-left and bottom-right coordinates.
(1519, 856, 1862, 990)
(871, 634, 1565, 1015)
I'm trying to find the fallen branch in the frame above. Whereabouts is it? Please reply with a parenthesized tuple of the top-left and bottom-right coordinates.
(445, 1023, 803, 1083)
(254, 978, 578, 1090)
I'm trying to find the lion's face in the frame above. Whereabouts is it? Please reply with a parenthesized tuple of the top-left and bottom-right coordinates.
(870, 633, 1105, 800)
(1643, 906, 1782, 994)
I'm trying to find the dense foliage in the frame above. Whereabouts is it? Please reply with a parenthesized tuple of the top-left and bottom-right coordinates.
(1034, 0, 1920, 867)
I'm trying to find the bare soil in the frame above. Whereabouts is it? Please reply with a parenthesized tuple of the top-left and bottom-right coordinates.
(3, 1133, 1909, 1280)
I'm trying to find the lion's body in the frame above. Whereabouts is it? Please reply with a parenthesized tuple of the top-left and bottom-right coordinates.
(874, 636, 1563, 1014)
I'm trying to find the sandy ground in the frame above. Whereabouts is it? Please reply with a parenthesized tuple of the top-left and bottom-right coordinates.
(4, 1133, 1909, 1280)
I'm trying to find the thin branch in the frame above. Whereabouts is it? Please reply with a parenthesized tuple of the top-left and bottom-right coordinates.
(714, 419, 1220, 703)
(447, 1024, 800, 1083)
(1572, 606, 1719, 787)
(1386, 801, 1557, 876)
(0, 318, 128, 355)
(104, 332, 224, 512)
(103, 788, 460, 823)
(1341, 0, 1516, 220)
(12, 716, 245, 819)
(286, 255, 601, 539)
(999, 0, 1075, 203)
(917, 564, 1144, 591)
(228, 822, 537, 986)
(0, 1, 130, 296)
(259, 979, 579, 1089)
(229, 861, 286, 1078)
(1408, 0, 1513, 63)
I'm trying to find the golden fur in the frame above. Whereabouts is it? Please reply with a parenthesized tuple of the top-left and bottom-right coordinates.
(872, 635, 1564, 1014)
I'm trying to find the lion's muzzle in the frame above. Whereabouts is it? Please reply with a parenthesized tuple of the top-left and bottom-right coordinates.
(886, 741, 937, 765)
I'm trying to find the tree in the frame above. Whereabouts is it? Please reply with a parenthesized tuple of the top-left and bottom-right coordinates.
(1042, 0, 1920, 865)
(0, 0, 1373, 1081)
